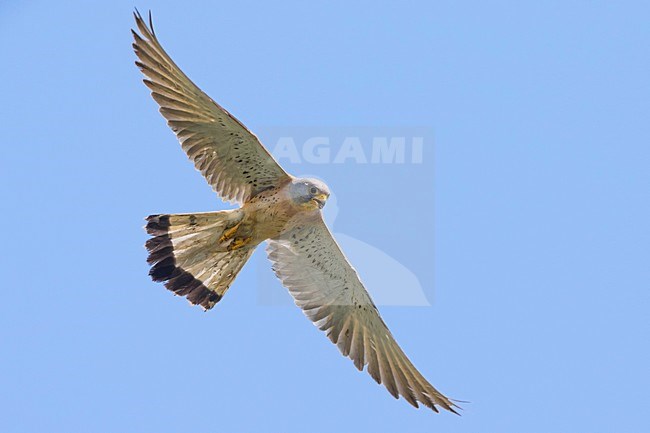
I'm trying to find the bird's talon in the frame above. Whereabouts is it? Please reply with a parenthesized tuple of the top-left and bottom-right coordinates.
(219, 222, 241, 243)
(227, 236, 252, 251)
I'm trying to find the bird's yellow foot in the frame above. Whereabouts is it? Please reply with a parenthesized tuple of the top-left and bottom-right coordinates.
(219, 222, 241, 243)
(227, 236, 252, 251)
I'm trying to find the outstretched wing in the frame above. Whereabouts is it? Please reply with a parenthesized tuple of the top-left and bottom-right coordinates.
(266, 213, 459, 413)
(132, 11, 290, 204)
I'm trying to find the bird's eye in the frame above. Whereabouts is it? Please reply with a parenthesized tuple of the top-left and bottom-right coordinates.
(310, 187, 318, 195)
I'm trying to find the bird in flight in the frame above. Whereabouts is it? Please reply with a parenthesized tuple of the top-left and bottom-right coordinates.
(132, 10, 459, 414)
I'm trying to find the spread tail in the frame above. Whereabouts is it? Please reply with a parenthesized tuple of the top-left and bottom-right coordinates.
(145, 210, 255, 310)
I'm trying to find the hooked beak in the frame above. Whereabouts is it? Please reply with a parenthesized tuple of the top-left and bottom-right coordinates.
(312, 193, 329, 209)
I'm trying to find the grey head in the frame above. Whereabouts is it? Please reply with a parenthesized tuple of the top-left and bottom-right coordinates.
(289, 177, 331, 210)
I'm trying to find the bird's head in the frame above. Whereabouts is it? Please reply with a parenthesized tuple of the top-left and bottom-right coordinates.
(289, 178, 331, 210)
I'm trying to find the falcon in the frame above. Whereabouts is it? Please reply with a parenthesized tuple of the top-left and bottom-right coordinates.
(133, 10, 459, 414)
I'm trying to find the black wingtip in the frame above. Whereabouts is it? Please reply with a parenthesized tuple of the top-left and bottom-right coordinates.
(133, 7, 143, 24)
(448, 398, 467, 416)
(133, 8, 155, 37)
(148, 10, 156, 36)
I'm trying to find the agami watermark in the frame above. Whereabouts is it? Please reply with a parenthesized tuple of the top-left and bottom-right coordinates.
(271, 136, 424, 164)
(254, 126, 435, 307)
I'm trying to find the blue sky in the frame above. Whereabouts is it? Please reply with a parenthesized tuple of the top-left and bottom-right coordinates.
(1, 1, 649, 432)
